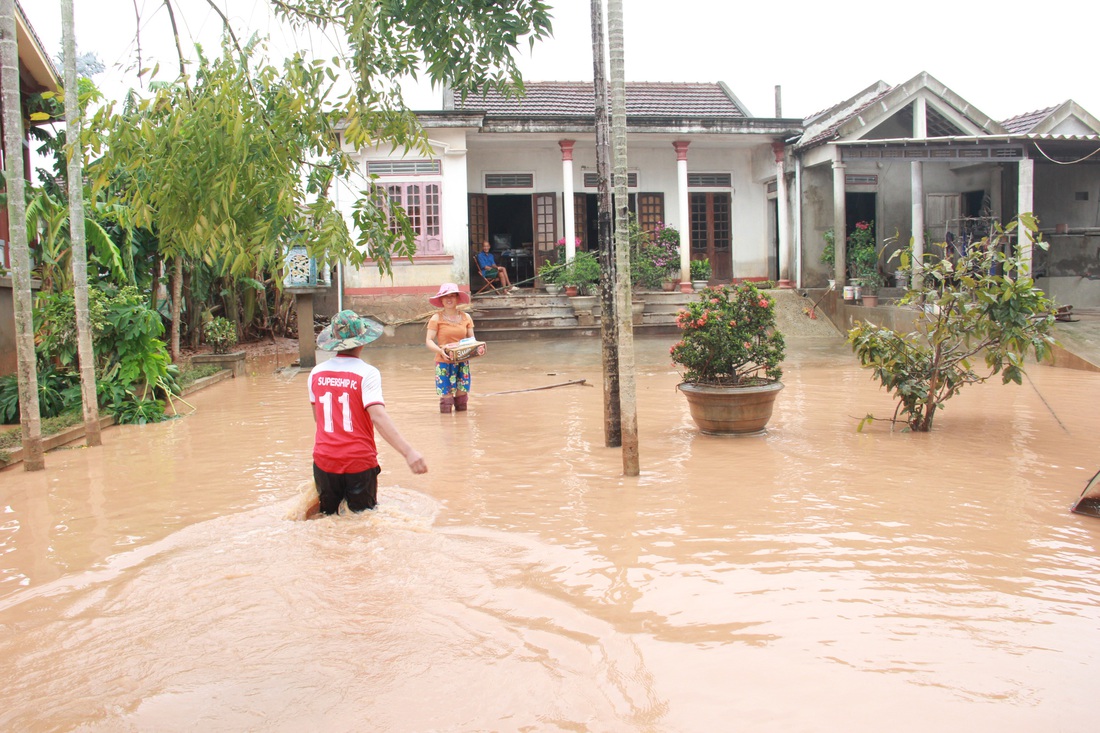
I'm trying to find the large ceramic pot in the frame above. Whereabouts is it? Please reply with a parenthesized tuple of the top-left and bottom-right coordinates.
(677, 381, 784, 436)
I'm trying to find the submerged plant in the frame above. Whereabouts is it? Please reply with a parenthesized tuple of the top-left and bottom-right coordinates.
(848, 216, 1057, 432)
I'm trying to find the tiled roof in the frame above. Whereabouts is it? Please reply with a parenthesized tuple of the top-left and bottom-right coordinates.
(1001, 106, 1057, 134)
(797, 86, 895, 149)
(450, 81, 748, 118)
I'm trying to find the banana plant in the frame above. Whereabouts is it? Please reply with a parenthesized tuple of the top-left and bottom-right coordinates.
(23, 188, 127, 292)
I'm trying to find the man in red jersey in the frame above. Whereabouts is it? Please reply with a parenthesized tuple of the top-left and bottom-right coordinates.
(308, 310, 428, 514)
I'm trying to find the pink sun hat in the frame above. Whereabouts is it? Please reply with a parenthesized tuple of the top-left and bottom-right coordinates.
(429, 283, 472, 307)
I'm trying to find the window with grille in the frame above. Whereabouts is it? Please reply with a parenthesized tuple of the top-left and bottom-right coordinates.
(367, 160, 440, 176)
(583, 172, 638, 188)
(485, 173, 534, 189)
(688, 173, 732, 188)
(381, 182, 444, 256)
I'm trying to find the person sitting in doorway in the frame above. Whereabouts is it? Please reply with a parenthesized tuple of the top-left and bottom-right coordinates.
(476, 241, 517, 291)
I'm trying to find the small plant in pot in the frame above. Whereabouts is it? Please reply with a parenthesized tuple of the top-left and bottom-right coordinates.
(689, 258, 711, 291)
(203, 316, 238, 355)
(858, 269, 885, 306)
(561, 250, 601, 296)
(670, 282, 786, 435)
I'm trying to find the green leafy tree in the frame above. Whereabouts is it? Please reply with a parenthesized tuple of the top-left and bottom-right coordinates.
(847, 217, 1058, 432)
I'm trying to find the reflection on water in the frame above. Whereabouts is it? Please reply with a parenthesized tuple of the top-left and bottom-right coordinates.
(1, 337, 1099, 731)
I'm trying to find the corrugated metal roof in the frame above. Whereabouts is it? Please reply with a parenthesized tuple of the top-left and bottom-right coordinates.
(1001, 106, 1057, 134)
(450, 81, 748, 118)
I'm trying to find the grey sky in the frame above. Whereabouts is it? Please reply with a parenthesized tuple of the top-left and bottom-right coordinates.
(23, 0, 1100, 124)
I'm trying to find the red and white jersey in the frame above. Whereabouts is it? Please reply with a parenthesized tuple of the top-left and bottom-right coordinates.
(308, 356, 385, 473)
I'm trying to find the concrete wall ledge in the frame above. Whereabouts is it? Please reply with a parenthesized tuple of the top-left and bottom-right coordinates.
(0, 367, 234, 470)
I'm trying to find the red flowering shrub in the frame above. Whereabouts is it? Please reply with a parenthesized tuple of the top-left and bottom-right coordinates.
(670, 282, 785, 386)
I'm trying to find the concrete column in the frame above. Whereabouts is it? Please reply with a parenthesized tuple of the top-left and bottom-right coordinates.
(294, 291, 316, 368)
(989, 166, 1003, 222)
(832, 153, 846, 284)
(793, 157, 803, 289)
(911, 161, 924, 288)
(559, 140, 576, 261)
(1018, 157, 1035, 272)
(773, 142, 793, 287)
(913, 96, 928, 138)
(673, 141, 693, 293)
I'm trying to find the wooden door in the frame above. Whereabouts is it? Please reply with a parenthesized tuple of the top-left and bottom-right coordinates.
(468, 194, 488, 282)
(532, 192, 558, 273)
(690, 192, 732, 282)
(573, 193, 587, 250)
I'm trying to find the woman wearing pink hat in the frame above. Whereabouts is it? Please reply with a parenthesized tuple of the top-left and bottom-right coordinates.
(426, 283, 476, 413)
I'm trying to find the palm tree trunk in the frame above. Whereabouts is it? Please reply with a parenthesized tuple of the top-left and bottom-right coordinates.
(1, 0, 43, 469)
(608, 0, 639, 476)
(63, 0, 101, 446)
(590, 0, 620, 449)
(171, 256, 183, 361)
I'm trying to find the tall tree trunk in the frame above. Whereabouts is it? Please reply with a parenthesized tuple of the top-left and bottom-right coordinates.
(1, 0, 43, 469)
(63, 0, 101, 446)
(170, 255, 183, 361)
(608, 0, 639, 476)
(590, 0, 620, 448)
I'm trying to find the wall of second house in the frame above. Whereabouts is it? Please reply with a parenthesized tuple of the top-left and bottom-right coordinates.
(799, 156, 1003, 285)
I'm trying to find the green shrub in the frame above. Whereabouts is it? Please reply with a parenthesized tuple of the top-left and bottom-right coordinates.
(203, 316, 238, 354)
(689, 258, 711, 281)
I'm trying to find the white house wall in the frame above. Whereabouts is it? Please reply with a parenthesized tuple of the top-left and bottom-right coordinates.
(467, 139, 774, 279)
(341, 128, 472, 293)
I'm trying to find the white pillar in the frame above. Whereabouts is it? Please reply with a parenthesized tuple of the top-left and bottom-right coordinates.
(1018, 157, 1035, 272)
(773, 142, 792, 287)
(794, 156, 803, 289)
(913, 96, 928, 138)
(832, 153, 846, 284)
(912, 161, 924, 288)
(559, 140, 576, 261)
(674, 141, 692, 293)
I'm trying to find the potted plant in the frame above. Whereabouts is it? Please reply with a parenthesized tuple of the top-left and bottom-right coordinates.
(689, 258, 711, 291)
(670, 282, 786, 435)
(562, 250, 600, 298)
(858, 269, 884, 307)
(847, 220, 877, 283)
(821, 228, 836, 288)
(537, 257, 566, 295)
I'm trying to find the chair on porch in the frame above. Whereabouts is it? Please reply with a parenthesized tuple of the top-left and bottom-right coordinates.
(472, 248, 506, 294)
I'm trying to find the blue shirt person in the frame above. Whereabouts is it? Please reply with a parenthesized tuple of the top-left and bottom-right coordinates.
(476, 241, 516, 290)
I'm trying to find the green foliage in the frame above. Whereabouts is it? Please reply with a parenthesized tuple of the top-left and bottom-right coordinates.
(33, 286, 178, 414)
(847, 220, 877, 281)
(847, 216, 1058, 432)
(689, 258, 712, 281)
(670, 282, 786, 386)
(0, 366, 78, 424)
(821, 228, 836, 267)
(628, 216, 681, 289)
(562, 250, 601, 288)
(537, 247, 568, 285)
(110, 396, 168, 425)
(203, 316, 238, 354)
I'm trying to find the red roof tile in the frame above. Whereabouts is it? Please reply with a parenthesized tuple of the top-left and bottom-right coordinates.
(451, 81, 747, 118)
(1001, 106, 1057, 134)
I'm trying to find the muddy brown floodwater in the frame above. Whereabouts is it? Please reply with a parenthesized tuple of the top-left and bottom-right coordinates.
(1, 335, 1099, 732)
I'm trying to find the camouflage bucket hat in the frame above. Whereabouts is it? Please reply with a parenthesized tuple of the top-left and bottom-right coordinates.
(316, 310, 384, 351)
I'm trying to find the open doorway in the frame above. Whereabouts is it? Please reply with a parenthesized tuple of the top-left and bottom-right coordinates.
(486, 195, 534, 285)
(845, 191, 876, 234)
